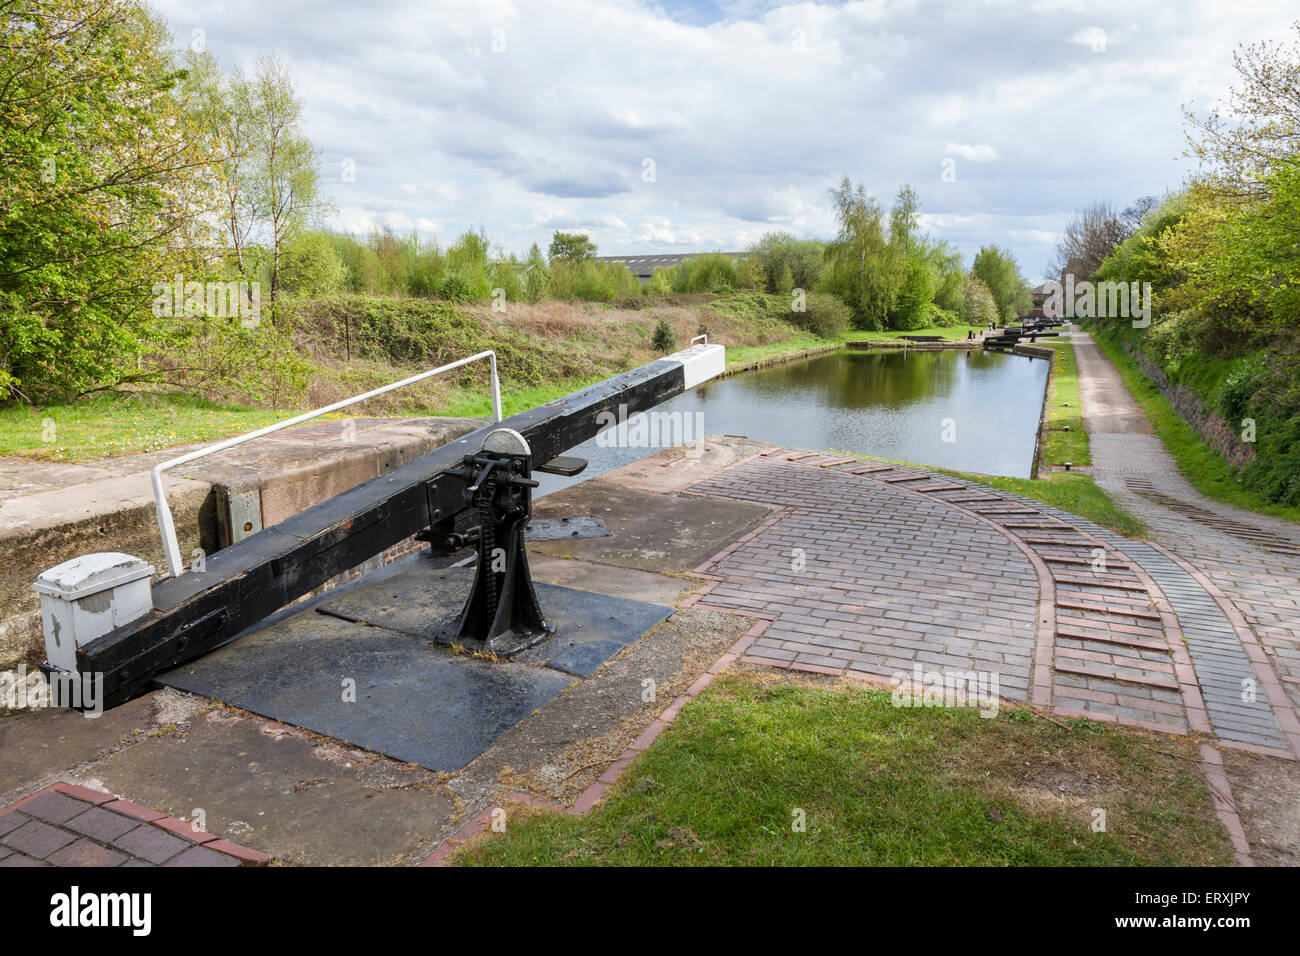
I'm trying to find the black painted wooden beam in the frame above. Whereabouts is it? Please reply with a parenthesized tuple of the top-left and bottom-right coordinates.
(76, 345, 723, 707)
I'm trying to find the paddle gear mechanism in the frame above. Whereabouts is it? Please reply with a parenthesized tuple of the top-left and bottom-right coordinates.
(438, 428, 553, 656)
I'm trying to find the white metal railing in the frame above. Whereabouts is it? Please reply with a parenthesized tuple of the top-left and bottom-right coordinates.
(151, 350, 502, 577)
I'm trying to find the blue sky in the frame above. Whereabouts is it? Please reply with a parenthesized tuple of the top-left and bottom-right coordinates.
(153, 0, 1298, 283)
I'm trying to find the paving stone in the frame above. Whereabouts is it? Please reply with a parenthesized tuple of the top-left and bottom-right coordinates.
(0, 811, 31, 837)
(2, 820, 77, 859)
(111, 825, 190, 864)
(46, 838, 129, 867)
(17, 790, 90, 825)
(64, 807, 141, 843)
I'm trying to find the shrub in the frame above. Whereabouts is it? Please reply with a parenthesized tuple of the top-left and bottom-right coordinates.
(927, 304, 960, 327)
(791, 293, 851, 338)
(551, 259, 641, 301)
(438, 273, 473, 302)
(671, 253, 737, 294)
(647, 266, 675, 295)
(742, 233, 826, 294)
(651, 320, 678, 353)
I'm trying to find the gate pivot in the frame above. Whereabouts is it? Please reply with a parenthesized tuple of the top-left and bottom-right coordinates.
(439, 428, 554, 656)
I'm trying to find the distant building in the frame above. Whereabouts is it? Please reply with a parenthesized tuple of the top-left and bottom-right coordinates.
(595, 252, 743, 284)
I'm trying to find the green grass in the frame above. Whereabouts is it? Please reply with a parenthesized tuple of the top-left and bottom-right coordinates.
(1090, 330, 1300, 525)
(0, 393, 307, 462)
(456, 673, 1231, 866)
(1035, 338, 1090, 468)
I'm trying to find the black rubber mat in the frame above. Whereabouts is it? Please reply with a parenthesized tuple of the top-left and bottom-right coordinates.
(157, 562, 672, 771)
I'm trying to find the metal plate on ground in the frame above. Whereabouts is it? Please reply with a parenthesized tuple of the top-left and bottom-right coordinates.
(526, 515, 611, 541)
(314, 564, 672, 676)
(156, 561, 672, 770)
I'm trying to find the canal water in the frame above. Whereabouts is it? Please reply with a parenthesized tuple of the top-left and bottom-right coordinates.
(536, 347, 1049, 496)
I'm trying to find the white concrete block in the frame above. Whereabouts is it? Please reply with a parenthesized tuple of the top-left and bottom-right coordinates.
(668, 342, 725, 389)
(33, 553, 155, 673)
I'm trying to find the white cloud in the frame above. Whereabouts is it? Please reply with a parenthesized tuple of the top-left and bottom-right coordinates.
(945, 143, 1001, 162)
(154, 0, 1300, 268)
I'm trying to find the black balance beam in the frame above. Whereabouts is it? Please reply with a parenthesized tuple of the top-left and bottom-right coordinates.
(75, 344, 724, 707)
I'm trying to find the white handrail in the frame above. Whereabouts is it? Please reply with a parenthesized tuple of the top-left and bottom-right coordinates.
(151, 350, 502, 577)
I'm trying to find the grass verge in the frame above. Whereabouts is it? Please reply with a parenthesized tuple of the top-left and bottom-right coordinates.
(1090, 331, 1300, 525)
(1036, 338, 1090, 468)
(0, 393, 305, 462)
(455, 671, 1231, 866)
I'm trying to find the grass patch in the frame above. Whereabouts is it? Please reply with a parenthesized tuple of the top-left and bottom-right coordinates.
(456, 672, 1231, 866)
(0, 393, 305, 462)
(1090, 331, 1300, 525)
(1036, 338, 1090, 468)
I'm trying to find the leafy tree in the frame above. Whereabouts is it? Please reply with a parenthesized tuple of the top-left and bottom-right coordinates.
(823, 177, 894, 329)
(671, 253, 737, 293)
(971, 246, 1032, 322)
(242, 53, 331, 307)
(961, 277, 999, 327)
(1183, 21, 1300, 200)
(0, 0, 216, 399)
(280, 231, 346, 297)
(742, 232, 825, 294)
(548, 232, 596, 263)
(521, 243, 551, 303)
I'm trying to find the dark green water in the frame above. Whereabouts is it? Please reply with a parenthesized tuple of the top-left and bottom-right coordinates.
(537, 347, 1049, 496)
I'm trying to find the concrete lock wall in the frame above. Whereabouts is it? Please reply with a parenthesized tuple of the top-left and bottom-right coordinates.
(0, 417, 483, 671)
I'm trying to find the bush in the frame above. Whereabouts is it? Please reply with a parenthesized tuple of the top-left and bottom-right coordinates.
(651, 320, 678, 353)
(671, 253, 737, 294)
(791, 292, 850, 338)
(438, 273, 474, 302)
(647, 266, 675, 295)
(551, 259, 641, 301)
(926, 304, 960, 327)
(742, 233, 826, 294)
(281, 231, 347, 298)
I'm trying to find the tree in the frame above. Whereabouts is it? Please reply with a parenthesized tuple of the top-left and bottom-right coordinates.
(1046, 201, 1131, 282)
(823, 177, 894, 329)
(1184, 20, 1300, 200)
(280, 231, 346, 297)
(961, 277, 999, 327)
(180, 48, 258, 279)
(0, 0, 216, 399)
(548, 232, 596, 263)
(971, 246, 1032, 322)
(242, 53, 330, 308)
(743, 232, 824, 294)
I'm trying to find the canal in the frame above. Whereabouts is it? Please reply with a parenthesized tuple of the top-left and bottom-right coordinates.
(537, 347, 1049, 496)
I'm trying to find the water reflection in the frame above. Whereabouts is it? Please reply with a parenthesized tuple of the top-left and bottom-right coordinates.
(537, 348, 1048, 497)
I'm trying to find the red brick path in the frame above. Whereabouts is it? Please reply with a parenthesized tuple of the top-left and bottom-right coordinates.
(0, 783, 270, 867)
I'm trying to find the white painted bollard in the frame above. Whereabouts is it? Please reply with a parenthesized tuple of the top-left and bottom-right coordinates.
(33, 553, 155, 674)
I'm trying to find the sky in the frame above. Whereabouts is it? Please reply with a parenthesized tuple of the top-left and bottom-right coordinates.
(152, 0, 1298, 283)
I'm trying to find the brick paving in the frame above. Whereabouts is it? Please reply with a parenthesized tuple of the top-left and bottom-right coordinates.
(681, 444, 1300, 756)
(1072, 330, 1300, 755)
(0, 783, 269, 867)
